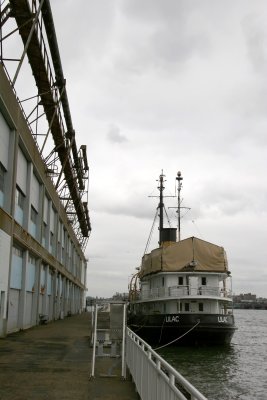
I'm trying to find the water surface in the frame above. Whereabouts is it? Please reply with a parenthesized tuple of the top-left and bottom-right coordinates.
(158, 310, 267, 399)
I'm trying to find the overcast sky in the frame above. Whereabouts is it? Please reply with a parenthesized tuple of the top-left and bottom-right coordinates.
(49, 0, 267, 297)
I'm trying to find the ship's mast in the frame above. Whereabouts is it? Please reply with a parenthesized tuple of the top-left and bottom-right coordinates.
(147, 171, 188, 251)
(158, 172, 165, 245)
(176, 171, 183, 241)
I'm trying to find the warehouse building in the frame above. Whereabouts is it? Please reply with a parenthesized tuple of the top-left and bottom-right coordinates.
(0, 0, 91, 336)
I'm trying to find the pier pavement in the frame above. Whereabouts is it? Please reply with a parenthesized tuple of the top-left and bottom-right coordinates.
(0, 312, 139, 400)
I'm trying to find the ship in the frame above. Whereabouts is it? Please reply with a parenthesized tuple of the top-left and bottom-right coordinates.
(128, 171, 237, 346)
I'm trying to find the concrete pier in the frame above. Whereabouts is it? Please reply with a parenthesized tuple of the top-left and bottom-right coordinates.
(0, 312, 139, 400)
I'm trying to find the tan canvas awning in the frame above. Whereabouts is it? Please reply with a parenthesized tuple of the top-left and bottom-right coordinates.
(140, 237, 228, 278)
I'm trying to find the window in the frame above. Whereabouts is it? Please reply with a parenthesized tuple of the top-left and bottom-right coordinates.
(57, 242, 61, 260)
(199, 303, 204, 312)
(29, 254, 36, 265)
(15, 186, 25, 209)
(185, 303, 190, 312)
(29, 206, 38, 238)
(162, 277, 165, 287)
(31, 206, 37, 223)
(201, 277, 207, 286)
(42, 222, 47, 240)
(15, 186, 26, 225)
(0, 163, 5, 207)
(50, 231, 54, 247)
(27, 254, 36, 292)
(0, 162, 5, 192)
(178, 276, 183, 285)
(13, 245, 23, 258)
(11, 245, 23, 289)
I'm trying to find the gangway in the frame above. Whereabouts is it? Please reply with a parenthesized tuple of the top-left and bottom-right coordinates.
(90, 301, 127, 379)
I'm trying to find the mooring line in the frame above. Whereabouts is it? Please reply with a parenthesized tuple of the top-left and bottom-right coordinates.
(153, 320, 201, 351)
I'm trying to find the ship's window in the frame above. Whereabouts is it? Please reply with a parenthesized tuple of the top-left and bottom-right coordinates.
(201, 277, 207, 286)
(178, 276, 183, 285)
(185, 303, 190, 312)
(162, 277, 165, 287)
(199, 303, 204, 312)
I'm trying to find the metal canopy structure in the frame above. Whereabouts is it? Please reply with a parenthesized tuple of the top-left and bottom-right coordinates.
(0, 0, 91, 249)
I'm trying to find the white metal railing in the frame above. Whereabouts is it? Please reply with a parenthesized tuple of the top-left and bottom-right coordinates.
(139, 285, 232, 300)
(126, 328, 207, 400)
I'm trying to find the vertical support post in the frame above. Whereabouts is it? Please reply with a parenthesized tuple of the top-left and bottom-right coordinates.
(121, 302, 127, 379)
(90, 302, 98, 378)
(158, 172, 164, 245)
(90, 303, 94, 345)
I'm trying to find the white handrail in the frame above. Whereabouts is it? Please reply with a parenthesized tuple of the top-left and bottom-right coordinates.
(126, 327, 207, 400)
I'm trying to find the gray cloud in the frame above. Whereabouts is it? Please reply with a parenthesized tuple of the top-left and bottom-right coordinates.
(48, 1, 267, 297)
(242, 14, 267, 75)
(107, 124, 128, 143)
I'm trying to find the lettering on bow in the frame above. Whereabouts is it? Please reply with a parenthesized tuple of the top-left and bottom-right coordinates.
(218, 316, 228, 323)
(165, 315, 180, 323)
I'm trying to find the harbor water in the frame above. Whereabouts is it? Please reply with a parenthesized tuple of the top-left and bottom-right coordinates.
(158, 309, 267, 400)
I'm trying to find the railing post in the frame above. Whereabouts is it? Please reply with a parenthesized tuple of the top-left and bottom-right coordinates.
(90, 303, 98, 378)
(121, 303, 127, 379)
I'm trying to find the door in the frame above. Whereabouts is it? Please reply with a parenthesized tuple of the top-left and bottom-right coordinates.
(189, 276, 198, 295)
(7, 289, 20, 333)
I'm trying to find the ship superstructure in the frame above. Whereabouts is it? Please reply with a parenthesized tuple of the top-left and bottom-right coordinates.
(128, 172, 236, 345)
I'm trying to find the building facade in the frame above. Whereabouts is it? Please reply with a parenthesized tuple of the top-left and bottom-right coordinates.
(0, 64, 88, 337)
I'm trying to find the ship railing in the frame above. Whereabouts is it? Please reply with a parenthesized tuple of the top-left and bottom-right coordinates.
(140, 286, 189, 299)
(140, 286, 232, 300)
(198, 287, 232, 298)
(126, 327, 208, 400)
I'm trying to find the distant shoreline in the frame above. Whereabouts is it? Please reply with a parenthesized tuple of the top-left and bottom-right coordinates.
(233, 303, 267, 310)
